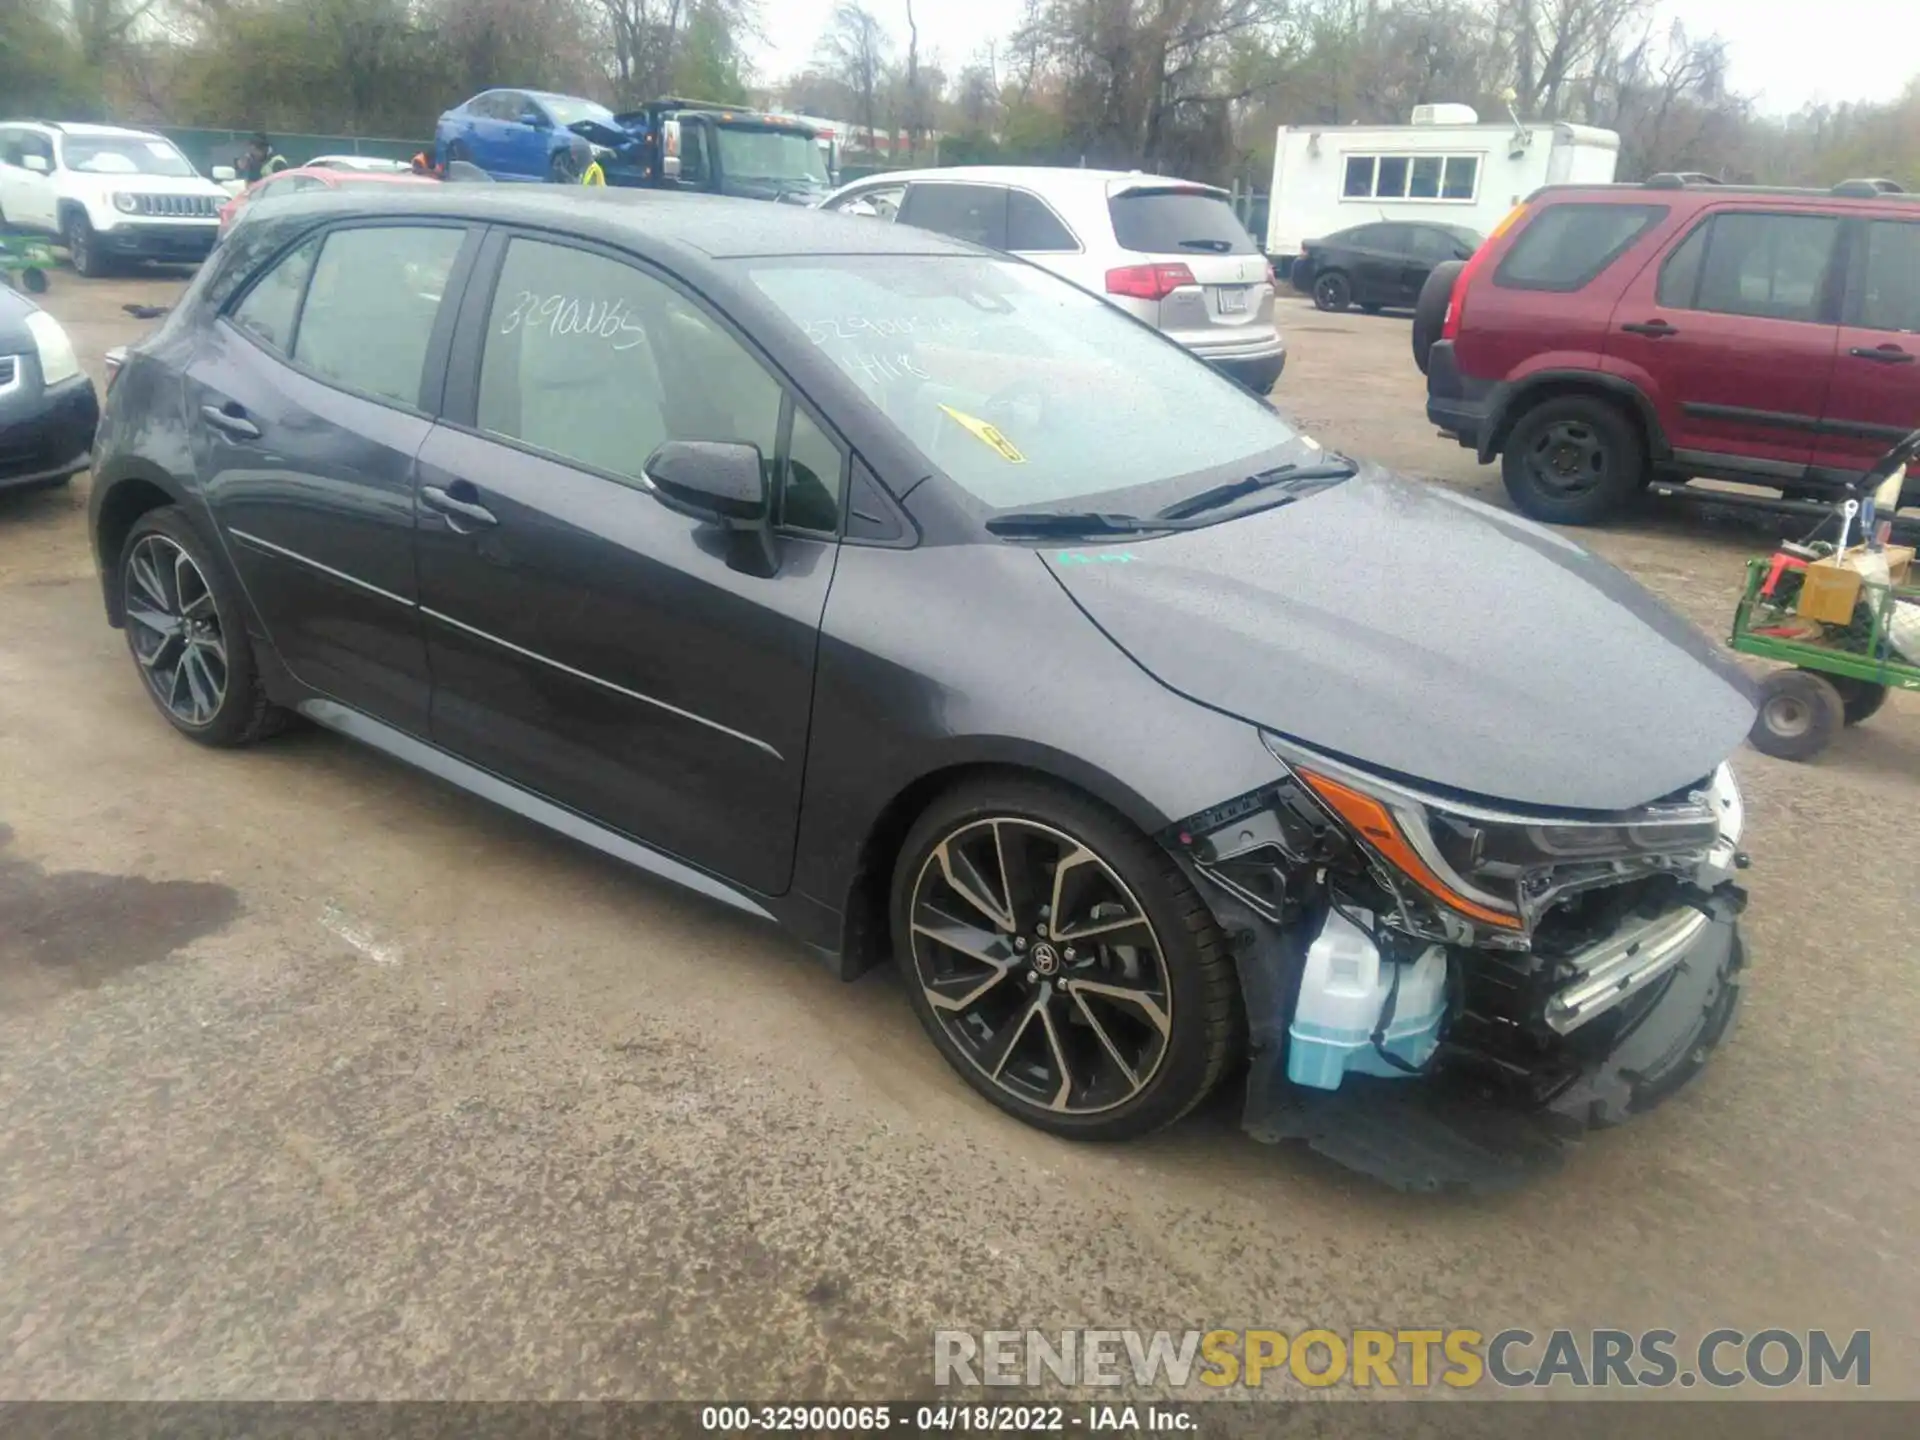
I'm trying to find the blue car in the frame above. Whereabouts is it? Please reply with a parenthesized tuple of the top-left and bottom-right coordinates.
(433, 89, 607, 182)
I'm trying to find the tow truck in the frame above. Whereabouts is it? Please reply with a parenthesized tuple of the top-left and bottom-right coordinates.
(571, 99, 836, 204)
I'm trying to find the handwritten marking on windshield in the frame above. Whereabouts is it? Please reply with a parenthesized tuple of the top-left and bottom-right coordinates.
(939, 405, 1026, 464)
(852, 351, 930, 382)
(1055, 551, 1138, 564)
(498, 290, 647, 350)
(802, 315, 978, 346)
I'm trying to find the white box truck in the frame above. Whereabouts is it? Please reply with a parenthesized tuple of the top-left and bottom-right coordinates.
(1263, 105, 1620, 262)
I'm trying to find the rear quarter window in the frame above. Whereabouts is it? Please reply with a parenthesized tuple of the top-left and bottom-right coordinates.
(1494, 203, 1668, 292)
(1108, 189, 1256, 256)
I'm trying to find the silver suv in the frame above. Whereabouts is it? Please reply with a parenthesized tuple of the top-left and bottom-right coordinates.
(821, 166, 1286, 394)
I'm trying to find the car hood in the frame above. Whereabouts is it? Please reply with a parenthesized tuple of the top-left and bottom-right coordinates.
(82, 172, 226, 199)
(1040, 467, 1756, 812)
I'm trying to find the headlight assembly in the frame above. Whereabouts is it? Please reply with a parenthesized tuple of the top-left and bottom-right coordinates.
(113, 192, 139, 214)
(24, 310, 82, 388)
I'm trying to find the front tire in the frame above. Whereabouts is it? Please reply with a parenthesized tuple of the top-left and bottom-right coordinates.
(1501, 395, 1645, 525)
(119, 507, 287, 747)
(65, 211, 105, 278)
(1312, 271, 1351, 312)
(891, 777, 1239, 1141)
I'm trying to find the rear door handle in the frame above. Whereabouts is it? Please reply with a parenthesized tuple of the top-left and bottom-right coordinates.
(420, 483, 498, 531)
(199, 402, 260, 439)
(1621, 320, 1678, 338)
(1849, 344, 1915, 364)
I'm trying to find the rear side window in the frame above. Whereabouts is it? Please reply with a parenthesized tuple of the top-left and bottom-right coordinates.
(1658, 212, 1841, 324)
(1006, 191, 1077, 252)
(899, 184, 1008, 249)
(1495, 203, 1667, 291)
(1855, 220, 1920, 332)
(230, 236, 320, 354)
(1108, 189, 1255, 256)
(293, 226, 463, 407)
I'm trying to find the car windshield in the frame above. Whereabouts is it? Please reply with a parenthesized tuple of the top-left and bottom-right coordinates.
(541, 96, 616, 128)
(716, 127, 828, 186)
(747, 255, 1304, 513)
(63, 136, 196, 177)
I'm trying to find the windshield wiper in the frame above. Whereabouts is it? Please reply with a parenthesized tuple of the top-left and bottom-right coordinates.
(983, 511, 1159, 538)
(1177, 238, 1235, 252)
(1152, 459, 1359, 522)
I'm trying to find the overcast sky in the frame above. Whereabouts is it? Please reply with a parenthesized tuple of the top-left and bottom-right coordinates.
(751, 0, 1918, 117)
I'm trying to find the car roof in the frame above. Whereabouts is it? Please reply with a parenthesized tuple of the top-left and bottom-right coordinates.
(259, 185, 990, 261)
(1530, 179, 1920, 211)
(835, 165, 1227, 198)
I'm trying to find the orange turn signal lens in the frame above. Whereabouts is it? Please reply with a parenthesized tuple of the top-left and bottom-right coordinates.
(1299, 771, 1522, 930)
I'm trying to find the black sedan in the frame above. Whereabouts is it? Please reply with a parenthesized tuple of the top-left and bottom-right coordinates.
(88, 187, 1752, 1190)
(0, 283, 99, 494)
(1293, 221, 1483, 313)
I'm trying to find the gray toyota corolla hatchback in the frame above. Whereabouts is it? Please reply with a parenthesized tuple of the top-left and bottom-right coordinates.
(88, 187, 1756, 1191)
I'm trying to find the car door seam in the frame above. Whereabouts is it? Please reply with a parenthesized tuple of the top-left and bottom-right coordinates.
(417, 605, 783, 761)
(227, 528, 414, 607)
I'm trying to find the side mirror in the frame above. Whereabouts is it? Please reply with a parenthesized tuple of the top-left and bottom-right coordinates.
(211, 164, 236, 182)
(644, 440, 778, 576)
(23, 155, 49, 174)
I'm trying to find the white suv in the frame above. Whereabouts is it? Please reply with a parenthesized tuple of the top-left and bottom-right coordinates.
(821, 165, 1287, 394)
(0, 121, 225, 277)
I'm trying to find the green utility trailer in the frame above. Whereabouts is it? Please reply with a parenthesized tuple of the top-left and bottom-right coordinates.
(0, 231, 57, 294)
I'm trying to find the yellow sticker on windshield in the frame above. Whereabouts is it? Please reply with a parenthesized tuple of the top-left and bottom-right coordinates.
(939, 404, 1027, 464)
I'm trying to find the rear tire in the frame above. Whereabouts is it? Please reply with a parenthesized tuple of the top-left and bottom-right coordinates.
(1501, 395, 1645, 525)
(1829, 675, 1890, 726)
(1749, 669, 1844, 761)
(118, 507, 288, 747)
(549, 148, 580, 184)
(1312, 271, 1351, 312)
(891, 776, 1239, 1142)
(1412, 260, 1463, 376)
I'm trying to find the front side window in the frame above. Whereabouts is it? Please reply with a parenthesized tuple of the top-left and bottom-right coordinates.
(831, 183, 905, 220)
(747, 255, 1303, 513)
(230, 235, 321, 354)
(1684, 212, 1841, 324)
(1858, 220, 1920, 333)
(899, 184, 1009, 249)
(1495, 204, 1667, 292)
(476, 237, 785, 493)
(292, 225, 464, 406)
(60, 135, 196, 177)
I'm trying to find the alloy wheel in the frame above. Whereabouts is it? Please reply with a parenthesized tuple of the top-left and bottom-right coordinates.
(124, 534, 228, 727)
(908, 818, 1173, 1115)
(1527, 419, 1607, 495)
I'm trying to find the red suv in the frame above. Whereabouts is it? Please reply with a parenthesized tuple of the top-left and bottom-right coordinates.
(1420, 177, 1919, 527)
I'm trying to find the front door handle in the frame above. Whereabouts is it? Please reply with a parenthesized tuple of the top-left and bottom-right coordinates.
(1849, 344, 1915, 364)
(420, 483, 498, 531)
(200, 402, 261, 439)
(1621, 320, 1679, 338)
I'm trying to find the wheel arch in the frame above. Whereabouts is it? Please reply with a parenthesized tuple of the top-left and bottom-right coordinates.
(92, 464, 191, 626)
(832, 753, 1174, 981)
(1481, 371, 1667, 465)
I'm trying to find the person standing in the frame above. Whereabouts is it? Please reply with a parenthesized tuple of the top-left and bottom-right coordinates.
(237, 133, 289, 185)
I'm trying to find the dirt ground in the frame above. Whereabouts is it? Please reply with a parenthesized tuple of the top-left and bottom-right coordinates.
(1, 269, 1916, 1401)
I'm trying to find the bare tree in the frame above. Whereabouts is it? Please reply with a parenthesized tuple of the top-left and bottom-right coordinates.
(817, 2, 890, 147)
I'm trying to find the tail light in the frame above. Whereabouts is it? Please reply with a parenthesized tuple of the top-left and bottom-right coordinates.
(1105, 262, 1196, 302)
(1442, 202, 1529, 341)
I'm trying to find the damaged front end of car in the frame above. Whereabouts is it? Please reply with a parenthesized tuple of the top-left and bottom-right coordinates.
(1167, 733, 1750, 1193)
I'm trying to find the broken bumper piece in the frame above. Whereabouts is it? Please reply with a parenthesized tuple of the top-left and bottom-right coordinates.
(1242, 914, 1745, 1194)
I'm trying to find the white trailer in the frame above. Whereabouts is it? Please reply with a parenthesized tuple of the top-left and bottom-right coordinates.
(1263, 106, 1620, 260)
